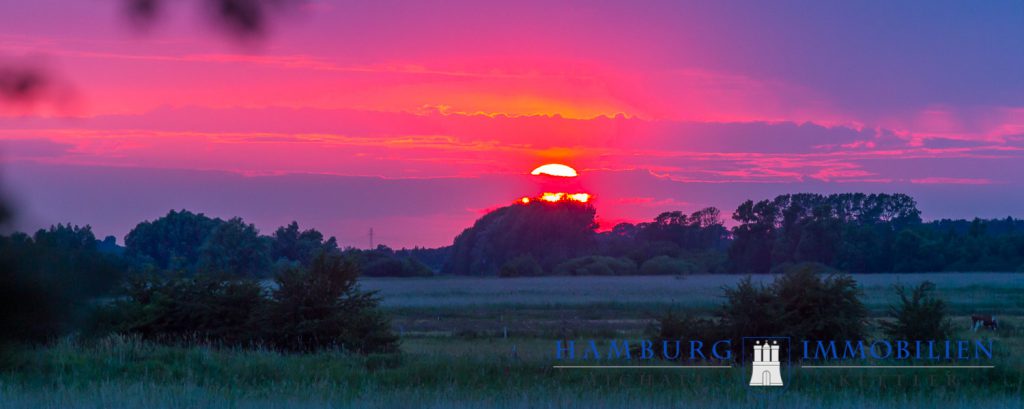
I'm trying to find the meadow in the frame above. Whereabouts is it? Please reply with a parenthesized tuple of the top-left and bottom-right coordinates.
(1, 273, 1021, 408)
(364, 273, 1024, 337)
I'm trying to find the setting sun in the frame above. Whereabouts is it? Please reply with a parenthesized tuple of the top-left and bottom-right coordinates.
(521, 163, 590, 204)
(530, 164, 578, 177)
(539, 192, 590, 203)
(518, 192, 591, 204)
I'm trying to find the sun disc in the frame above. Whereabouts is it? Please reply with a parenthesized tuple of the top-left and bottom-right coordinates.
(530, 163, 578, 177)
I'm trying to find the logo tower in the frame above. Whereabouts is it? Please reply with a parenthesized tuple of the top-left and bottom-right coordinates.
(749, 340, 783, 386)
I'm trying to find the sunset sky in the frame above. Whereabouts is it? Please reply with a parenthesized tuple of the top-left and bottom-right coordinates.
(2, 1, 1023, 248)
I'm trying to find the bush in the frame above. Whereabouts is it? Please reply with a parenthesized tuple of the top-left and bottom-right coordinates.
(718, 267, 867, 346)
(639, 256, 696, 276)
(645, 312, 722, 360)
(106, 253, 397, 354)
(679, 250, 728, 274)
(717, 276, 781, 339)
(880, 281, 953, 343)
(772, 267, 867, 341)
(554, 256, 637, 276)
(498, 255, 543, 277)
(0, 265, 73, 345)
(0, 226, 123, 346)
(262, 254, 398, 353)
(111, 274, 265, 345)
(362, 256, 432, 277)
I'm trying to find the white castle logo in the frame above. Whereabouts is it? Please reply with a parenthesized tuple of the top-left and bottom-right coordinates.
(749, 340, 783, 386)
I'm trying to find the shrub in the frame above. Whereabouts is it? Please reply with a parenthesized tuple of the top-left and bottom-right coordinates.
(362, 256, 432, 277)
(880, 281, 953, 342)
(498, 255, 543, 277)
(771, 267, 867, 341)
(717, 267, 868, 349)
(111, 274, 265, 345)
(718, 276, 782, 339)
(398, 257, 433, 277)
(639, 256, 696, 276)
(362, 257, 404, 277)
(645, 312, 723, 360)
(0, 264, 72, 345)
(0, 226, 123, 346)
(106, 253, 397, 354)
(554, 256, 637, 276)
(679, 250, 728, 274)
(262, 253, 398, 353)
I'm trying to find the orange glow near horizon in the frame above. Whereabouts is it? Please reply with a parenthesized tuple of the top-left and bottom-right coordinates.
(541, 192, 565, 202)
(520, 163, 590, 204)
(518, 192, 591, 204)
(568, 193, 591, 202)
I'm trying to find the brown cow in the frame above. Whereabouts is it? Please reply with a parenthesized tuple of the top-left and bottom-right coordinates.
(971, 315, 998, 332)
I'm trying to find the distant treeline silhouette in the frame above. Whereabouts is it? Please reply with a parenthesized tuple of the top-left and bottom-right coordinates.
(447, 193, 1024, 276)
(120, 210, 434, 278)
(2, 193, 1023, 284)
(0, 212, 398, 353)
(1, 191, 1021, 352)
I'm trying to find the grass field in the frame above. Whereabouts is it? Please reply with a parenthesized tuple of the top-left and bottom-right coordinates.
(1, 273, 1022, 408)
(365, 273, 1024, 337)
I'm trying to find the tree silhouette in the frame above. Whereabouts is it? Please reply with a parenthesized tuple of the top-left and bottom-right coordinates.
(445, 200, 598, 275)
(125, 209, 224, 272)
(271, 221, 339, 267)
(197, 217, 270, 277)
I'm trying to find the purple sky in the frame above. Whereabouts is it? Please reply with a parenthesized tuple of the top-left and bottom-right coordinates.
(1, 1, 1023, 247)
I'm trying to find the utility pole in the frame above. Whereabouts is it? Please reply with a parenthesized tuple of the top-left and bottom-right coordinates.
(369, 227, 374, 249)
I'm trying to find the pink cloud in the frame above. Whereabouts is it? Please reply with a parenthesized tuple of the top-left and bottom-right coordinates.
(4, 105, 1022, 191)
(910, 177, 994, 185)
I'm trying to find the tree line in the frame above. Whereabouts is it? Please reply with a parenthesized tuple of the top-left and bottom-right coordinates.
(3, 192, 1023, 285)
(727, 193, 1024, 273)
(123, 210, 434, 278)
(447, 192, 1024, 276)
(0, 212, 399, 354)
(0, 192, 1016, 356)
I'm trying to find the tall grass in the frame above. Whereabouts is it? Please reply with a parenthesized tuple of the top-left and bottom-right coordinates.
(1, 334, 1020, 408)
(2, 273, 1022, 408)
